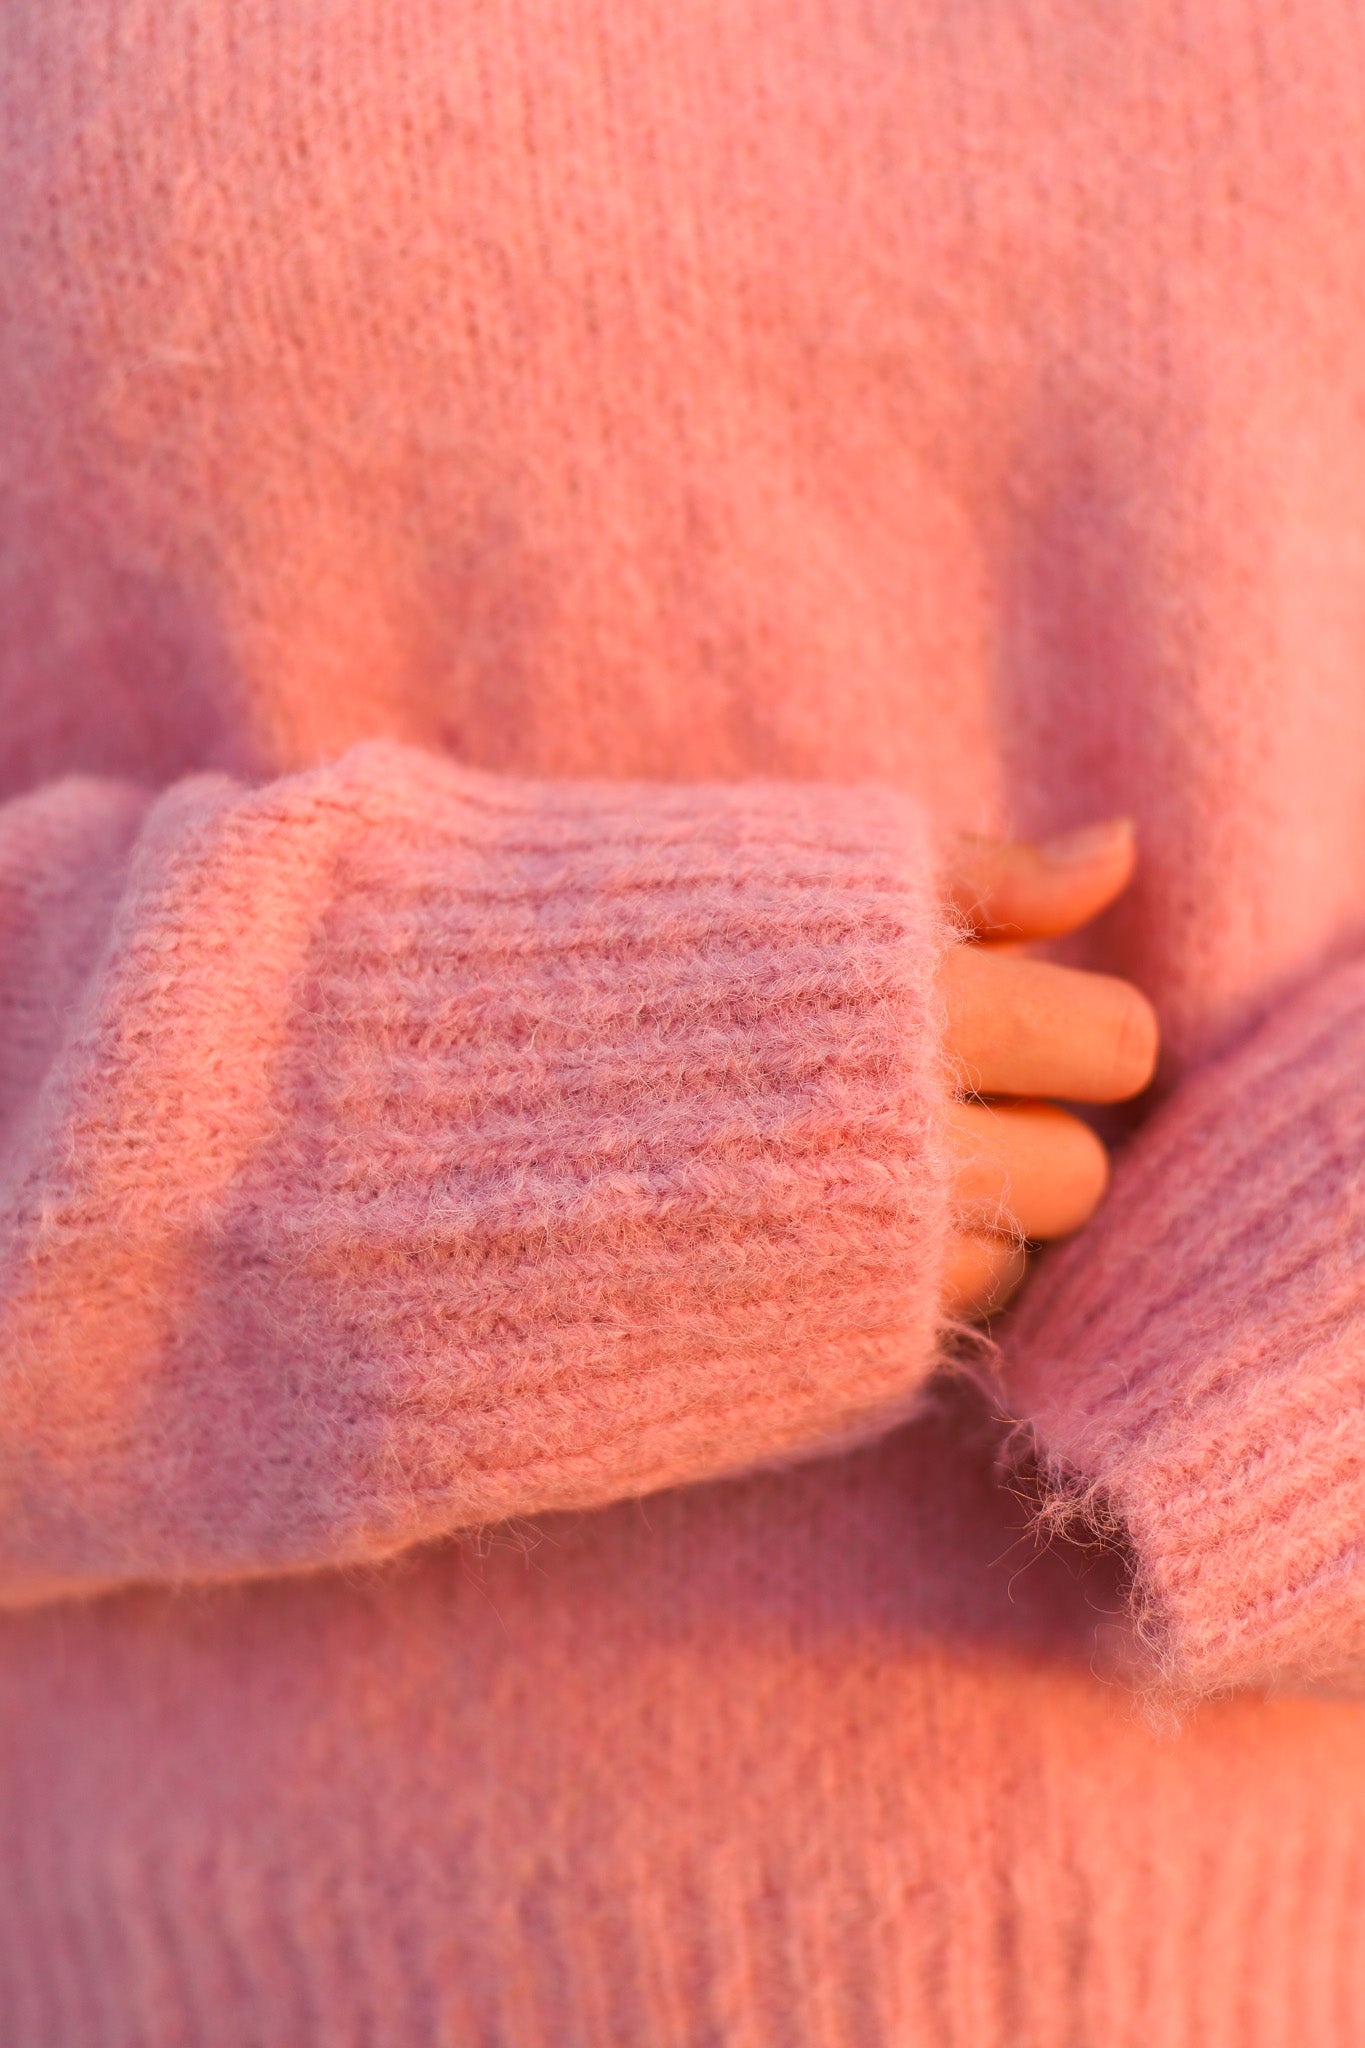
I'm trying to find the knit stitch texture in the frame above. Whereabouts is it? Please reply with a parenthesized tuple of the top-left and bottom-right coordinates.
(1004, 955, 1365, 1702)
(0, 744, 951, 1599)
(6, 0, 1365, 2040)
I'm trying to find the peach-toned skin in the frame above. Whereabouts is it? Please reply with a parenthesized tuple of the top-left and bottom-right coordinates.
(6, 2, 1365, 2042)
(938, 819, 1158, 1317)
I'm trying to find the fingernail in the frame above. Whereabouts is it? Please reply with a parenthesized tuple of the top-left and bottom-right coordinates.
(1039, 818, 1135, 866)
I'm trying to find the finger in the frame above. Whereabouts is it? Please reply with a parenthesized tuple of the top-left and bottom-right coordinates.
(941, 1230, 1029, 1322)
(942, 947, 1160, 1103)
(946, 1098, 1110, 1240)
(942, 819, 1136, 941)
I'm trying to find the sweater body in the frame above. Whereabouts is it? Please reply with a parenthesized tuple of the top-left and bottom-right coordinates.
(8, 1395, 1365, 2048)
(4, 0, 1365, 2038)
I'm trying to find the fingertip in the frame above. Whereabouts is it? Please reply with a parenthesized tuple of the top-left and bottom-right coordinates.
(1038, 816, 1136, 872)
(1032, 1104, 1112, 1228)
(941, 1229, 1029, 1323)
(1075, 1111, 1113, 1211)
(1108, 982, 1162, 1101)
(942, 820, 1138, 942)
(1022, 815, 1137, 938)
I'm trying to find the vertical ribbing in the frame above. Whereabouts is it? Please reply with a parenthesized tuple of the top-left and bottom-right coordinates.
(1004, 953, 1365, 1700)
(7, 1740, 1365, 2048)
(4, 0, 1365, 2038)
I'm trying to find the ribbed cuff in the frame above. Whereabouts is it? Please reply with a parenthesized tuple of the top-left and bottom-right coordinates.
(1001, 956, 1365, 1701)
(0, 741, 956, 1593)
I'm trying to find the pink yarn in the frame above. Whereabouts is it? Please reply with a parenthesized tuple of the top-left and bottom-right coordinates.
(0, 746, 951, 1598)
(1004, 955, 1365, 1702)
(3, 0, 1365, 2038)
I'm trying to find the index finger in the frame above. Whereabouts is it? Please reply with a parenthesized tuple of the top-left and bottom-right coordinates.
(943, 821, 1136, 941)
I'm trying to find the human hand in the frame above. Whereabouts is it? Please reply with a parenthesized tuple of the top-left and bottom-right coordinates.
(939, 820, 1159, 1322)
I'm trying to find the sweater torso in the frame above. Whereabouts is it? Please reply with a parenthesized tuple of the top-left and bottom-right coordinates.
(3, 3, 1365, 2040)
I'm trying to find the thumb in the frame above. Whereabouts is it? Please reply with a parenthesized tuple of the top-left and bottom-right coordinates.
(942, 818, 1137, 942)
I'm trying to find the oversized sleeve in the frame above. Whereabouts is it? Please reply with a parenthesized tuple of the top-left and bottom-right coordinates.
(1000, 955, 1365, 1702)
(0, 739, 956, 1604)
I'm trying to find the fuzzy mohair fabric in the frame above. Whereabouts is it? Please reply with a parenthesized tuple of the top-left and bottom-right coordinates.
(0, 748, 950, 1599)
(1006, 954, 1365, 1704)
(6, 0, 1365, 2041)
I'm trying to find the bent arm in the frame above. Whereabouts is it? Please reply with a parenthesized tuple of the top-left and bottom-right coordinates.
(1001, 955, 1365, 1702)
(0, 740, 955, 1604)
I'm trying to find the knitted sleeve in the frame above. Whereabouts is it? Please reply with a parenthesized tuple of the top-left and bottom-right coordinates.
(1000, 955, 1365, 1703)
(0, 740, 955, 1604)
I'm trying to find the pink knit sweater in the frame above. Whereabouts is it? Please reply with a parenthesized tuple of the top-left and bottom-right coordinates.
(5, 1, 1365, 2040)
